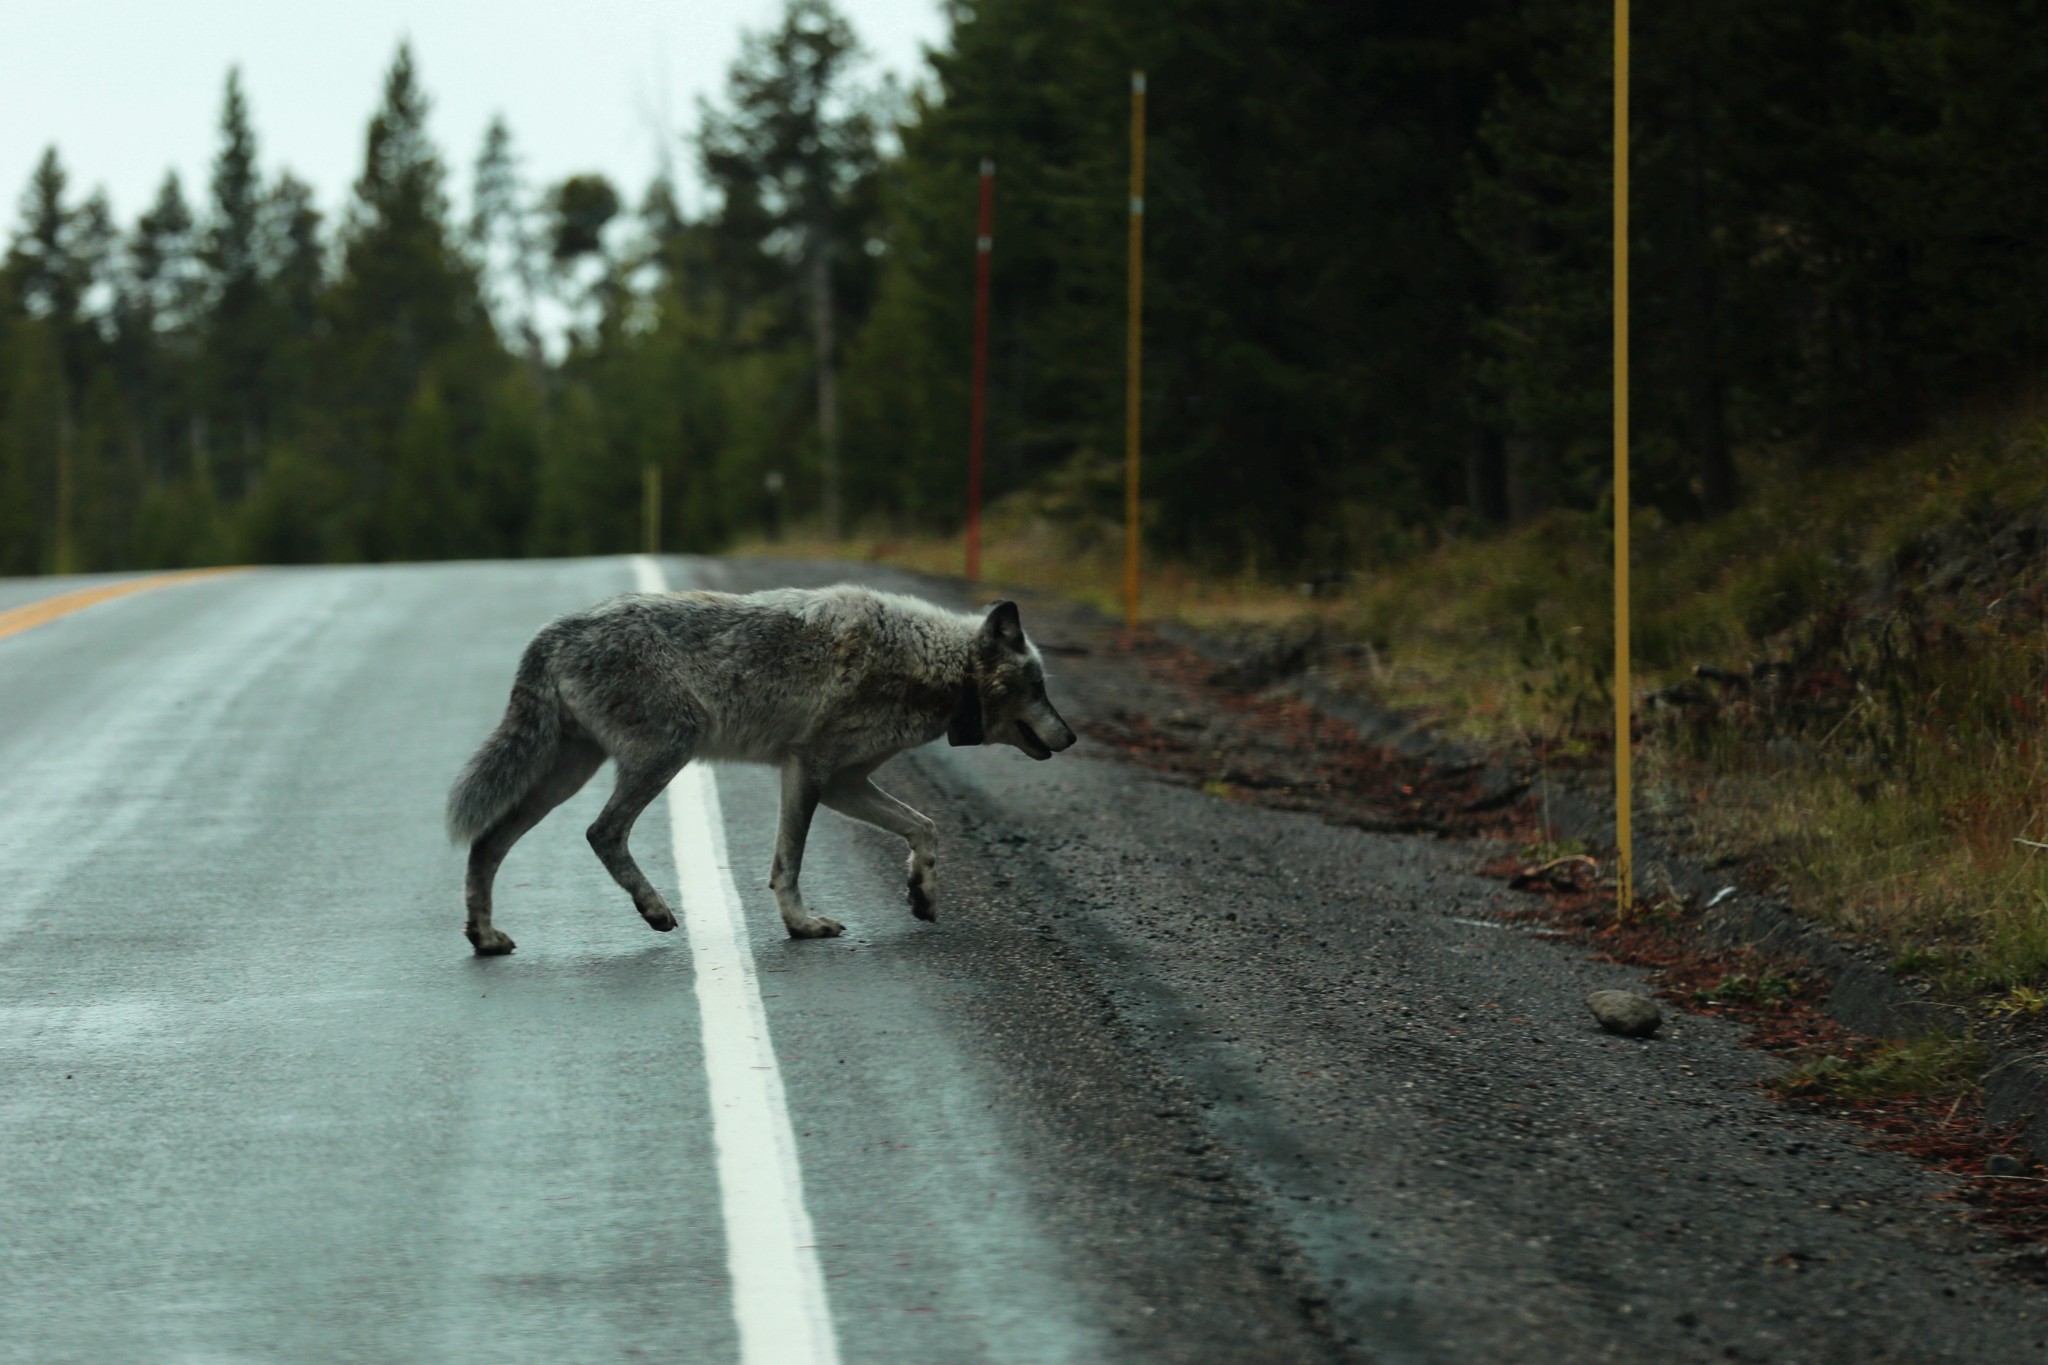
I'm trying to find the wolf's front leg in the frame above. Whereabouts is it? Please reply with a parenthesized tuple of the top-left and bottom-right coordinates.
(773, 763, 844, 938)
(821, 772, 938, 920)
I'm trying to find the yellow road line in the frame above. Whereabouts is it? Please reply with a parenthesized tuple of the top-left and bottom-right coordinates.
(0, 567, 245, 645)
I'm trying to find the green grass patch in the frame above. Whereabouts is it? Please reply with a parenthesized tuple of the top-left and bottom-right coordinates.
(1774, 1036, 1985, 1102)
(1693, 971, 1802, 1006)
(1890, 948, 1953, 977)
(1519, 837, 1591, 863)
(1988, 985, 2048, 1019)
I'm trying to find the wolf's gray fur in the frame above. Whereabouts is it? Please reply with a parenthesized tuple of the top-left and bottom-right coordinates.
(447, 585, 1077, 954)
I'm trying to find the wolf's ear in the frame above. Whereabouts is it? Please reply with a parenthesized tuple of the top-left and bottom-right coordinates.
(981, 599, 1026, 653)
(947, 678, 984, 746)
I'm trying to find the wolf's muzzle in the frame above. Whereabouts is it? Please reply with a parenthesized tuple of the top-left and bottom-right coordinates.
(1017, 722, 1054, 760)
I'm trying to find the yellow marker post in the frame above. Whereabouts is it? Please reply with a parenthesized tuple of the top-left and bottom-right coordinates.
(642, 462, 661, 557)
(1123, 71, 1147, 630)
(54, 413, 75, 576)
(1613, 0, 1633, 916)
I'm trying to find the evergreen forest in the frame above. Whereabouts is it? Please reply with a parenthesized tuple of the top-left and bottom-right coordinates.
(5, 0, 2047, 578)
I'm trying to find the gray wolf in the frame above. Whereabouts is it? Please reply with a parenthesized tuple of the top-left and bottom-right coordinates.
(446, 586, 1078, 955)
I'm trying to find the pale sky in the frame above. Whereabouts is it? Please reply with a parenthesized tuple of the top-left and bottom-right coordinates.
(1, 0, 947, 234)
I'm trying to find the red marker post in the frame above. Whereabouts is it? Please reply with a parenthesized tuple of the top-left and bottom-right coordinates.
(966, 158, 995, 584)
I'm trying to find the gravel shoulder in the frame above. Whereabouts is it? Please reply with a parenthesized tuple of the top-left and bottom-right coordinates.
(726, 555, 2048, 1364)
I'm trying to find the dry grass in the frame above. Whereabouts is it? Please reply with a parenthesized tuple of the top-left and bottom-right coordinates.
(1671, 661, 2048, 994)
(1320, 412, 2048, 995)
(1775, 1036, 1987, 1102)
(734, 502, 1337, 633)
(740, 402, 2048, 993)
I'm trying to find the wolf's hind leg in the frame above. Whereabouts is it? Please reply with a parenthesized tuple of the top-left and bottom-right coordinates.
(587, 739, 693, 932)
(465, 737, 605, 954)
(772, 762, 843, 939)
(821, 772, 939, 921)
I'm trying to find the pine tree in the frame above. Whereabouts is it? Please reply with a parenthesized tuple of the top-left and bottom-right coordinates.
(130, 173, 206, 335)
(470, 116, 543, 362)
(261, 174, 323, 325)
(7, 149, 84, 327)
(1460, 0, 1613, 520)
(699, 0, 882, 538)
(326, 43, 502, 559)
(203, 68, 270, 497)
(118, 172, 205, 486)
(256, 171, 324, 440)
(3, 151, 128, 570)
(545, 172, 623, 344)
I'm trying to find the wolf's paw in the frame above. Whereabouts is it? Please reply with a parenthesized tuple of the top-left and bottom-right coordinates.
(641, 905, 678, 932)
(787, 915, 845, 940)
(466, 926, 517, 956)
(907, 879, 936, 922)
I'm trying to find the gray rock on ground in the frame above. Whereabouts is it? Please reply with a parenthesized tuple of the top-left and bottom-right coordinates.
(1586, 989, 1663, 1038)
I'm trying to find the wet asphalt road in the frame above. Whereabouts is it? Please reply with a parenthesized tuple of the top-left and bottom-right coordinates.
(4, 556, 2048, 1363)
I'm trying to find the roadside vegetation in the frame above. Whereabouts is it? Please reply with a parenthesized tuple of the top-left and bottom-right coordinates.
(1359, 407, 2048, 1005)
(760, 399, 2048, 1006)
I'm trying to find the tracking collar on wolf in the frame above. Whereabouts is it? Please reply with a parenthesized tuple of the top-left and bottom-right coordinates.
(948, 677, 984, 746)
(947, 599, 1072, 760)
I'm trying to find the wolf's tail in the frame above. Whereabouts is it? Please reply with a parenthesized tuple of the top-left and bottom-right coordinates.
(446, 635, 563, 844)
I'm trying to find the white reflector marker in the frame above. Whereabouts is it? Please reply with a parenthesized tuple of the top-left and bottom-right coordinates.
(634, 555, 840, 1365)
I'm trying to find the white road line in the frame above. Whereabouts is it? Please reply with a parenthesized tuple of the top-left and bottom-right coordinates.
(635, 555, 841, 1365)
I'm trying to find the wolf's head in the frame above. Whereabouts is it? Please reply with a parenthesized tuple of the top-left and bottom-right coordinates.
(949, 600, 1078, 761)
